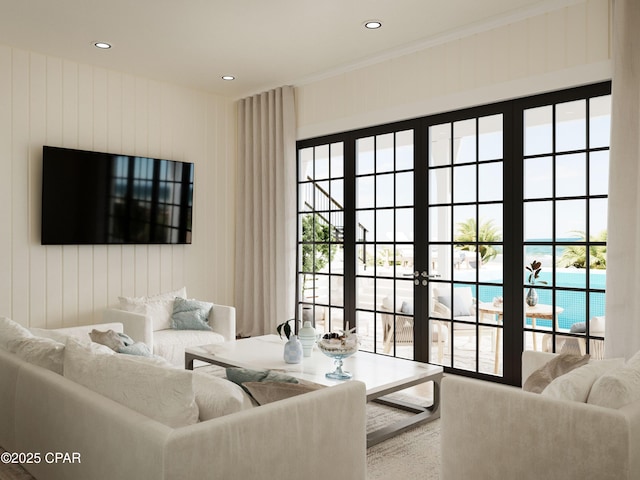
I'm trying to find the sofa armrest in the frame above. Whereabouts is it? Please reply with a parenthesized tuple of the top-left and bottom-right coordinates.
(209, 304, 236, 341)
(165, 380, 367, 480)
(103, 309, 153, 350)
(441, 375, 637, 480)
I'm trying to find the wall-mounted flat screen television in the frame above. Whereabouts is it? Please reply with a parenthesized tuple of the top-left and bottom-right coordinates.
(41, 146, 193, 245)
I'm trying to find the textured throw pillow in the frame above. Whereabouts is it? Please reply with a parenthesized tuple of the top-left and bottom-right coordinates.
(400, 300, 414, 315)
(523, 353, 590, 394)
(542, 358, 625, 402)
(242, 381, 324, 405)
(437, 288, 473, 316)
(170, 297, 213, 331)
(64, 338, 198, 427)
(118, 286, 187, 331)
(587, 366, 640, 409)
(117, 342, 153, 357)
(0, 316, 33, 350)
(89, 329, 126, 351)
(192, 370, 255, 420)
(7, 336, 65, 375)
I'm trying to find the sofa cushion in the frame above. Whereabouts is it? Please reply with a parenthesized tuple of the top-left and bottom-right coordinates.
(152, 328, 225, 366)
(170, 297, 213, 331)
(587, 365, 640, 409)
(523, 353, 590, 394)
(118, 286, 187, 331)
(242, 381, 323, 405)
(7, 336, 65, 375)
(0, 317, 33, 350)
(192, 370, 255, 420)
(542, 358, 625, 402)
(64, 338, 199, 427)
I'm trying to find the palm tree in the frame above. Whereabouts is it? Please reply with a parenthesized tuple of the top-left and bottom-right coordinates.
(454, 218, 502, 265)
(558, 230, 607, 269)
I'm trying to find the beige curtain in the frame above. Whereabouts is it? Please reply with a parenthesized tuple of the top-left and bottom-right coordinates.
(235, 86, 297, 337)
(605, 0, 640, 358)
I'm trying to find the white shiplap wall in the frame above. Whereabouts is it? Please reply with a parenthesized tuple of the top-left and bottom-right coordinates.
(0, 46, 236, 329)
(296, 0, 612, 140)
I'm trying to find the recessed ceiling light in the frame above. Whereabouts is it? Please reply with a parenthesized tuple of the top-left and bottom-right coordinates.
(94, 42, 112, 49)
(221, 75, 235, 81)
(364, 20, 382, 29)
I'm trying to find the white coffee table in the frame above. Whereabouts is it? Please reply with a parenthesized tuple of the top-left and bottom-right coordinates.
(185, 334, 442, 447)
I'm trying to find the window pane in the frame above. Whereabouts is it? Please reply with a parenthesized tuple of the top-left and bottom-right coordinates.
(299, 147, 313, 181)
(396, 207, 414, 242)
(590, 151, 609, 196)
(453, 119, 476, 164)
(356, 137, 374, 175)
(356, 176, 374, 208)
(376, 133, 394, 173)
(556, 153, 586, 197)
(313, 145, 329, 180)
(453, 165, 476, 203)
(479, 114, 503, 161)
(330, 179, 344, 209)
(376, 174, 394, 208)
(396, 130, 414, 170)
(524, 157, 552, 199)
(556, 100, 586, 152)
(479, 203, 503, 242)
(356, 210, 374, 241)
(376, 210, 394, 242)
(478, 162, 502, 202)
(524, 106, 552, 156)
(429, 206, 452, 242)
(396, 172, 413, 207)
(590, 198, 608, 238)
(556, 199, 586, 240)
(330, 142, 344, 178)
(589, 95, 611, 149)
(524, 201, 552, 240)
(429, 123, 451, 166)
(430, 167, 451, 205)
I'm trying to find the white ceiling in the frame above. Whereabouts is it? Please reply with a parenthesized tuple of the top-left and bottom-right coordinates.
(0, 0, 573, 99)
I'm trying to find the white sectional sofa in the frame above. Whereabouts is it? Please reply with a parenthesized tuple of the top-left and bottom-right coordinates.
(441, 350, 640, 480)
(102, 287, 236, 366)
(0, 318, 367, 480)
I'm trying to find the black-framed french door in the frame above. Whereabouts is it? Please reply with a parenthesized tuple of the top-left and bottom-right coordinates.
(296, 81, 610, 385)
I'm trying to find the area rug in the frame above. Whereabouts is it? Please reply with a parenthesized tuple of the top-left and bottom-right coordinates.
(366, 400, 441, 480)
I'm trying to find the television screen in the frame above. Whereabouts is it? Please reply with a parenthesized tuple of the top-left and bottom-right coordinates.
(41, 146, 193, 245)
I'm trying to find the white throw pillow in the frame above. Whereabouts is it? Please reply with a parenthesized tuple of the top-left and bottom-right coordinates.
(118, 287, 187, 331)
(587, 366, 640, 409)
(7, 336, 65, 375)
(192, 370, 255, 420)
(542, 358, 625, 402)
(30, 327, 72, 344)
(64, 338, 198, 427)
(0, 317, 33, 350)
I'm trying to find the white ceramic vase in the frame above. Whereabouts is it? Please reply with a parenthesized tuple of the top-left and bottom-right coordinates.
(283, 335, 303, 364)
(298, 321, 316, 357)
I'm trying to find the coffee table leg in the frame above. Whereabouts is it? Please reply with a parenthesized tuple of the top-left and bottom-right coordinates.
(185, 353, 195, 370)
(367, 376, 441, 448)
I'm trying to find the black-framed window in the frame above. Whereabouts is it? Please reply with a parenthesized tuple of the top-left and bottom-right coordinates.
(296, 81, 610, 384)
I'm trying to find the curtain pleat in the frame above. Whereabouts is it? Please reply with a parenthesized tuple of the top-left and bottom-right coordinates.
(605, 0, 640, 358)
(235, 86, 296, 337)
